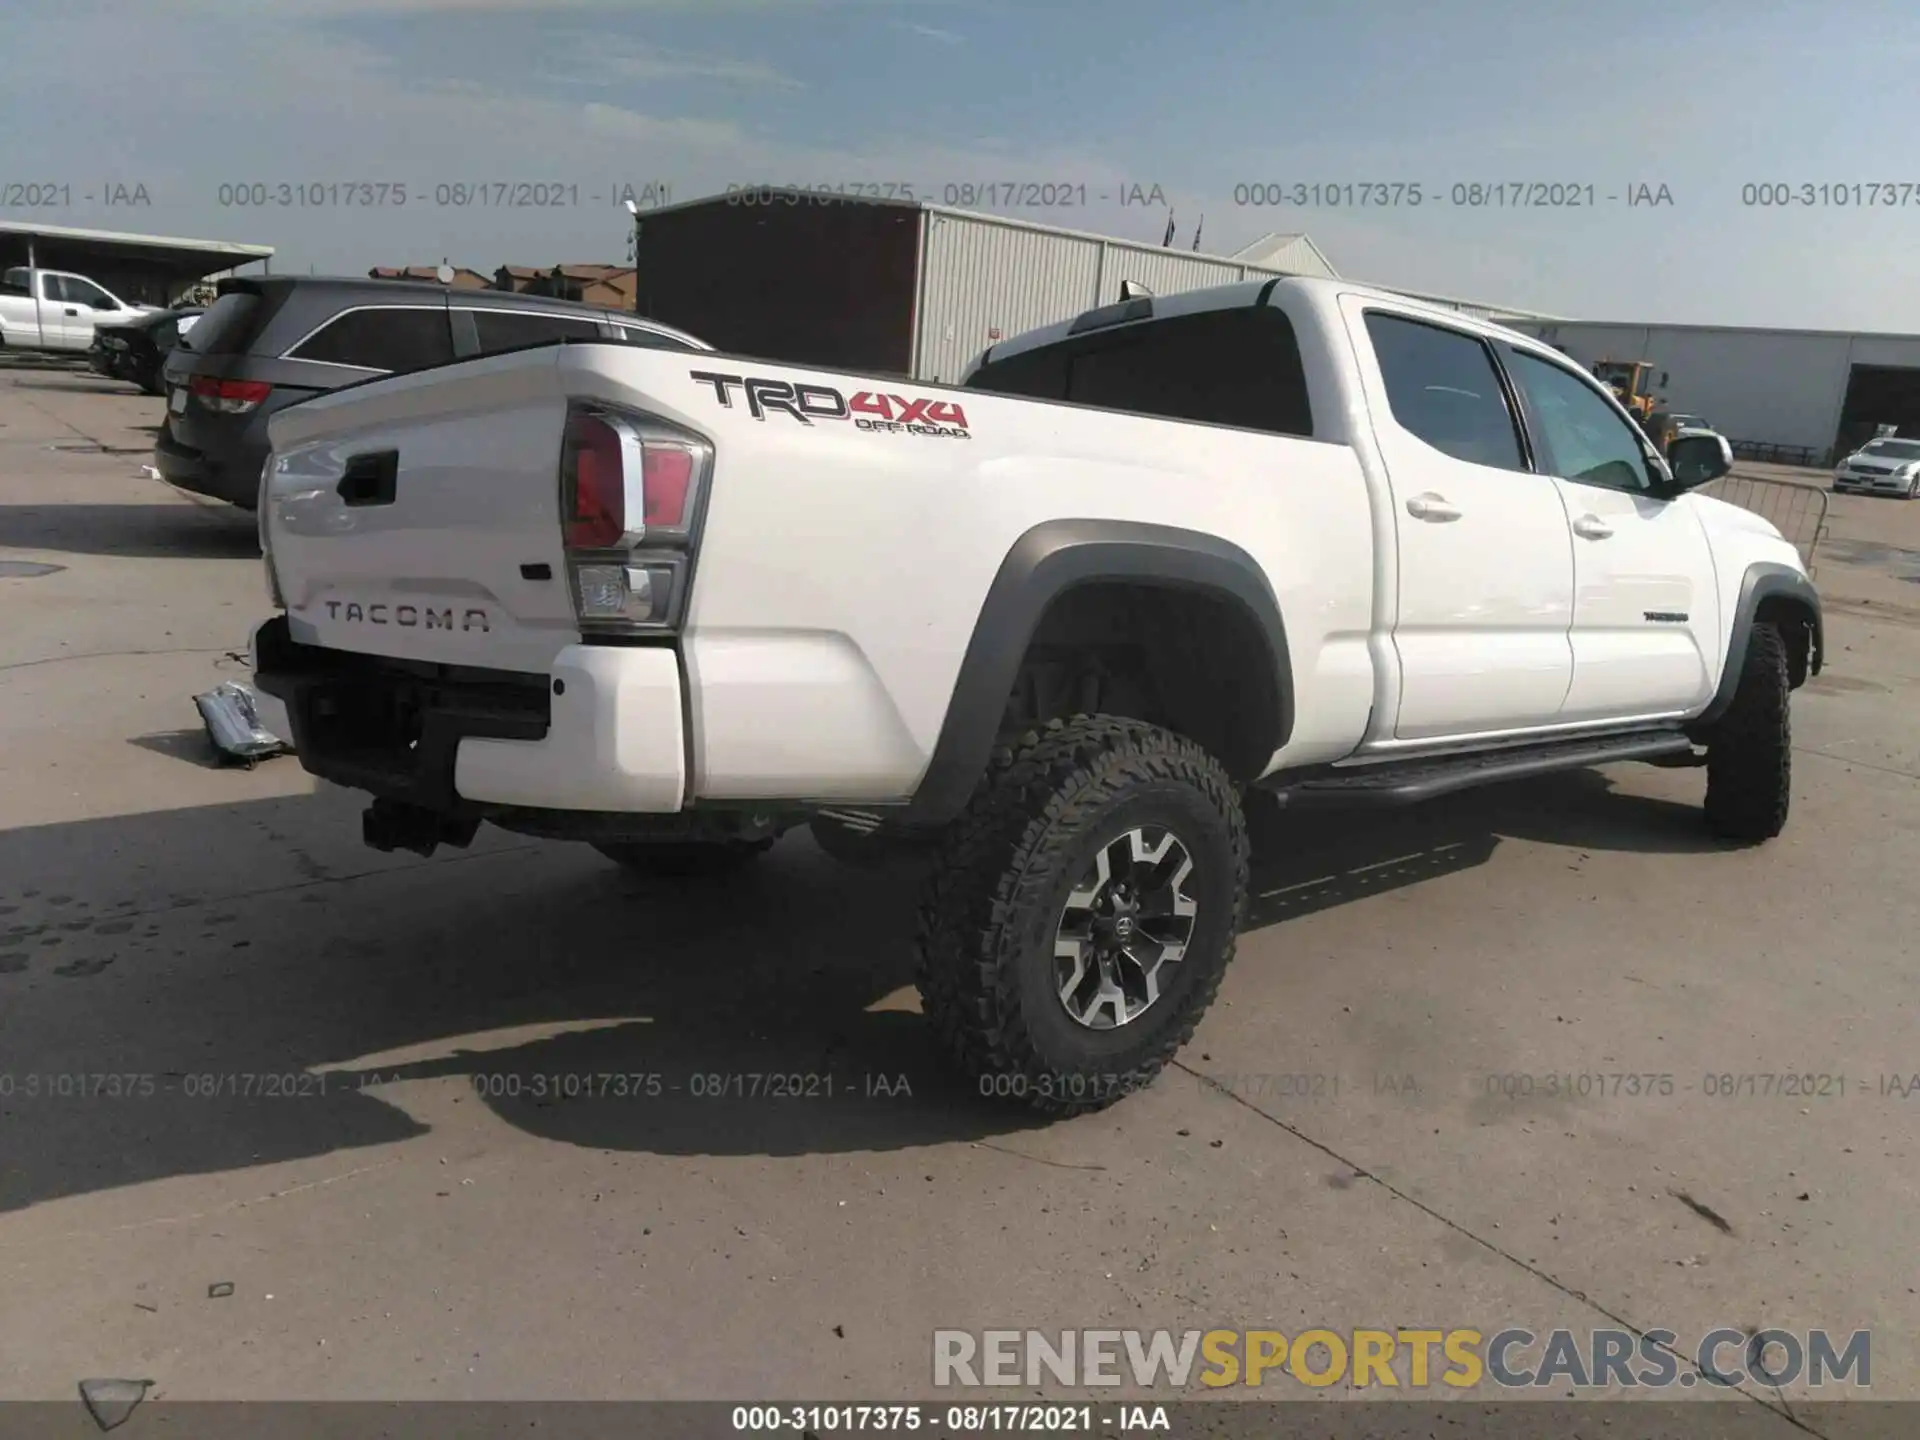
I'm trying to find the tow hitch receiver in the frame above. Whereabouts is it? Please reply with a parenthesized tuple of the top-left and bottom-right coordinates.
(362, 799, 480, 857)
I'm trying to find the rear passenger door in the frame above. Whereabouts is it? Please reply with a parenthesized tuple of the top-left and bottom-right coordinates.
(1345, 300, 1575, 741)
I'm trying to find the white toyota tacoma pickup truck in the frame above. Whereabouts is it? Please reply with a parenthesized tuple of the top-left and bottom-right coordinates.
(251, 276, 1822, 1114)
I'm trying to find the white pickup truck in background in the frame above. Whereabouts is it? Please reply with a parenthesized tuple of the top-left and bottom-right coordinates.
(251, 275, 1822, 1115)
(0, 266, 157, 352)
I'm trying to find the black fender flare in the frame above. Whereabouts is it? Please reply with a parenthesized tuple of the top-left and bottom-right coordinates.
(902, 519, 1294, 826)
(1693, 562, 1823, 728)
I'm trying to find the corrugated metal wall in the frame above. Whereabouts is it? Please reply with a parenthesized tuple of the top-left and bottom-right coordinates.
(1092, 248, 1261, 305)
(912, 214, 1103, 382)
(1506, 320, 1920, 455)
(1237, 235, 1338, 278)
(913, 210, 1283, 382)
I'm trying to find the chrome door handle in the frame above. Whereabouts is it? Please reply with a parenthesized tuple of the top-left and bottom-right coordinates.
(1572, 514, 1614, 540)
(1405, 493, 1462, 522)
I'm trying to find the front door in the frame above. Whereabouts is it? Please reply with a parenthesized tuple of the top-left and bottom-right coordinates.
(38, 273, 81, 348)
(1346, 301, 1576, 740)
(1499, 344, 1718, 721)
(56, 275, 122, 351)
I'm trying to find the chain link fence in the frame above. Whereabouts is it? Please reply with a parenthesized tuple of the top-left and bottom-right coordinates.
(1705, 473, 1832, 576)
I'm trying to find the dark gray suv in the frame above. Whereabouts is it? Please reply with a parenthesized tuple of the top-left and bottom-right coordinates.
(155, 276, 710, 509)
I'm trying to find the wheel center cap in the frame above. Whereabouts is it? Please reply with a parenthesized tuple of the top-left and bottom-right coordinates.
(1111, 915, 1136, 941)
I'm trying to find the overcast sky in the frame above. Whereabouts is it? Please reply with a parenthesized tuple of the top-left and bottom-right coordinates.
(5, 0, 1919, 329)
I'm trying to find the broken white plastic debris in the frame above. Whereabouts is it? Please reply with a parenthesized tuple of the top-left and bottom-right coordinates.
(193, 680, 291, 765)
(78, 1378, 152, 1432)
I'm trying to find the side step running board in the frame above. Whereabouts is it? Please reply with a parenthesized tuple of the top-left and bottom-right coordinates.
(1267, 730, 1700, 810)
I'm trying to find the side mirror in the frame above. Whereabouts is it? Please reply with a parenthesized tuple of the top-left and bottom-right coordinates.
(1667, 432, 1732, 490)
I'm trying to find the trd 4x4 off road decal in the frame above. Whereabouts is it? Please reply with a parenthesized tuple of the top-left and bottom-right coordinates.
(689, 371, 970, 439)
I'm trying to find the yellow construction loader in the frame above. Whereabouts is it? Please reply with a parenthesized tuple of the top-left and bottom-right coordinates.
(1592, 358, 1683, 455)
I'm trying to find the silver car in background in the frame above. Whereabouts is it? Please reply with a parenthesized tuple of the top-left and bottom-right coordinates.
(1833, 436, 1920, 497)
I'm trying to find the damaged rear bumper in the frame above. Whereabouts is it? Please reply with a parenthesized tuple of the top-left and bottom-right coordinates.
(248, 616, 687, 816)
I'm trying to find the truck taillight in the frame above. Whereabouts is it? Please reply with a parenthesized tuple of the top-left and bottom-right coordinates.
(191, 375, 273, 414)
(559, 406, 711, 636)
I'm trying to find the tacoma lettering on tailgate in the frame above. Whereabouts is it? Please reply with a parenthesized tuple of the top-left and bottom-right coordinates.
(689, 371, 970, 439)
(323, 600, 492, 632)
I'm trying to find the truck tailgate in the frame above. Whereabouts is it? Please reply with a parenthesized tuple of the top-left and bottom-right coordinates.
(264, 349, 580, 674)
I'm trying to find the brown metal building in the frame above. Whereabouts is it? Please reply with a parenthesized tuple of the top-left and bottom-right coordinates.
(628, 192, 1550, 384)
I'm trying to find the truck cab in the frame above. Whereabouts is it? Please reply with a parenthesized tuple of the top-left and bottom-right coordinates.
(0, 267, 154, 352)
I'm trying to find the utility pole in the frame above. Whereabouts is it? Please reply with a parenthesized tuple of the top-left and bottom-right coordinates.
(625, 199, 642, 313)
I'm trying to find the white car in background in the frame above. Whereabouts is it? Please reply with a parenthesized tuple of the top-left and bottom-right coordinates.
(1833, 436, 1920, 498)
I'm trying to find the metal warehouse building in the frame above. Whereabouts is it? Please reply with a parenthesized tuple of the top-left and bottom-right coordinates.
(1507, 318, 1920, 466)
(630, 193, 1551, 384)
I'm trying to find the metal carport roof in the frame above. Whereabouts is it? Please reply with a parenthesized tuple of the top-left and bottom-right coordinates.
(0, 221, 273, 303)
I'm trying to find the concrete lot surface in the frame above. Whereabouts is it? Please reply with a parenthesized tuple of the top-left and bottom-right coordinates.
(1, 368, 1916, 1427)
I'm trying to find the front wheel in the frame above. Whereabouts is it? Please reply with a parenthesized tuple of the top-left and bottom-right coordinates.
(591, 837, 773, 877)
(1703, 623, 1791, 843)
(913, 715, 1249, 1116)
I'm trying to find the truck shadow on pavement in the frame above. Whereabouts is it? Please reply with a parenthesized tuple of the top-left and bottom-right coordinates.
(0, 767, 1726, 1212)
(0, 501, 259, 559)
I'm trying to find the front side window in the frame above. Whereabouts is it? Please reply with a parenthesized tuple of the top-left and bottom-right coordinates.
(60, 277, 113, 308)
(288, 307, 455, 373)
(1364, 312, 1524, 470)
(1506, 349, 1655, 493)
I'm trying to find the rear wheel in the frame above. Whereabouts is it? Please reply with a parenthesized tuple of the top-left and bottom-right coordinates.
(1703, 623, 1791, 843)
(913, 715, 1248, 1116)
(591, 838, 773, 877)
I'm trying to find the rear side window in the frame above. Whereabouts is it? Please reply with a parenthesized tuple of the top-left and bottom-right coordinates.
(613, 324, 701, 353)
(1364, 312, 1524, 471)
(467, 309, 601, 353)
(968, 307, 1314, 437)
(288, 306, 454, 373)
(182, 293, 262, 355)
